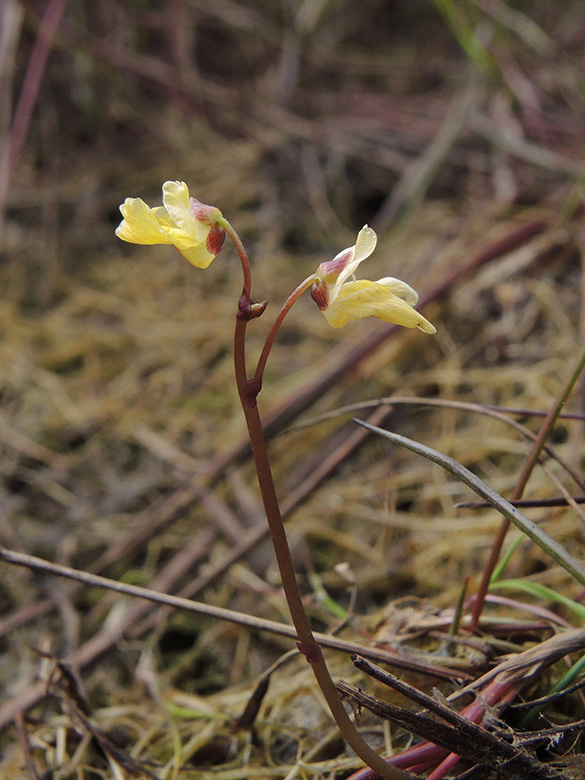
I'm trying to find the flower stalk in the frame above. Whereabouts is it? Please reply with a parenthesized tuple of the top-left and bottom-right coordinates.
(231, 244, 411, 780)
(115, 183, 435, 778)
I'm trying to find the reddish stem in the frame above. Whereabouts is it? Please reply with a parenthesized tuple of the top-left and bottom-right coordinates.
(253, 274, 316, 382)
(0, 0, 69, 214)
(470, 341, 585, 631)
(228, 225, 412, 779)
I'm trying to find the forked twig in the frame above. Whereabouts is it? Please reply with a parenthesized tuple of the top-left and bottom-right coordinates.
(344, 630, 585, 779)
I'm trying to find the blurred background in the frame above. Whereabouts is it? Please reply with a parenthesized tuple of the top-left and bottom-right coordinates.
(1, 1, 585, 777)
(4, 1, 584, 290)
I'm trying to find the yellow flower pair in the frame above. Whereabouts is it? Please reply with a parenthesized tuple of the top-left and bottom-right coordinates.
(116, 181, 435, 334)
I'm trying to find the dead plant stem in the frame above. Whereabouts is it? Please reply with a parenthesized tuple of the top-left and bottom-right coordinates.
(470, 341, 585, 631)
(0, 0, 69, 215)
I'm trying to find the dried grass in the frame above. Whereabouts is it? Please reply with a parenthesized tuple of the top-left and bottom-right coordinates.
(1, 1, 585, 778)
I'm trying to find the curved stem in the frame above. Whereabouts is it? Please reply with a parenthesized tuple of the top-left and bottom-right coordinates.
(235, 373, 411, 779)
(221, 218, 252, 299)
(253, 274, 316, 383)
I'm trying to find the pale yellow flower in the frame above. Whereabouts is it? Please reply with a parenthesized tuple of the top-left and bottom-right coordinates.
(115, 180, 225, 268)
(311, 226, 436, 333)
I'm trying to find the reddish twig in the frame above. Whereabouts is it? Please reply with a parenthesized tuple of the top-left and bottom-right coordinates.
(345, 630, 585, 779)
(0, 0, 69, 215)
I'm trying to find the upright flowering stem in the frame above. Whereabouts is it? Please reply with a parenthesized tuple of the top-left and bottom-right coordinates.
(225, 220, 411, 780)
(115, 191, 432, 778)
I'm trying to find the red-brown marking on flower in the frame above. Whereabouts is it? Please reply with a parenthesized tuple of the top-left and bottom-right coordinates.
(207, 224, 226, 256)
(189, 198, 219, 223)
(318, 248, 352, 279)
(310, 278, 329, 310)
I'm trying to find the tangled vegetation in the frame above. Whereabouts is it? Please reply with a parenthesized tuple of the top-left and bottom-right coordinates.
(2, 2, 585, 778)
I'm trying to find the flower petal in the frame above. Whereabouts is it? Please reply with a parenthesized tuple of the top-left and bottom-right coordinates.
(317, 248, 353, 282)
(161, 181, 216, 267)
(354, 225, 378, 265)
(115, 198, 174, 245)
(115, 182, 223, 268)
(162, 181, 205, 242)
(378, 277, 419, 306)
(332, 226, 377, 297)
(175, 242, 216, 269)
(323, 279, 436, 333)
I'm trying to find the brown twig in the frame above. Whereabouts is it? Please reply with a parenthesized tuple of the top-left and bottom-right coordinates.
(345, 630, 585, 780)
(338, 680, 563, 780)
(15, 713, 41, 780)
(0, 0, 69, 215)
(470, 342, 585, 630)
(0, 543, 470, 733)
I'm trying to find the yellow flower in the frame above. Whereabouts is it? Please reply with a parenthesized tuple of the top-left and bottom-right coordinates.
(311, 226, 436, 333)
(115, 181, 225, 268)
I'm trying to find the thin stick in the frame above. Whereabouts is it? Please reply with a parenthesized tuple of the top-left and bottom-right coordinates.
(353, 421, 585, 588)
(237, 400, 413, 780)
(470, 341, 585, 629)
(253, 274, 316, 382)
(0, 544, 470, 674)
(0, 0, 69, 214)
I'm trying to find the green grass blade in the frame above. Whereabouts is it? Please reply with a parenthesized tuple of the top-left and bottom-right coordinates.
(354, 420, 585, 587)
(491, 579, 585, 623)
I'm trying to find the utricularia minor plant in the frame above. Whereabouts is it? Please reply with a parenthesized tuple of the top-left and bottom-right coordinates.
(116, 181, 435, 779)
